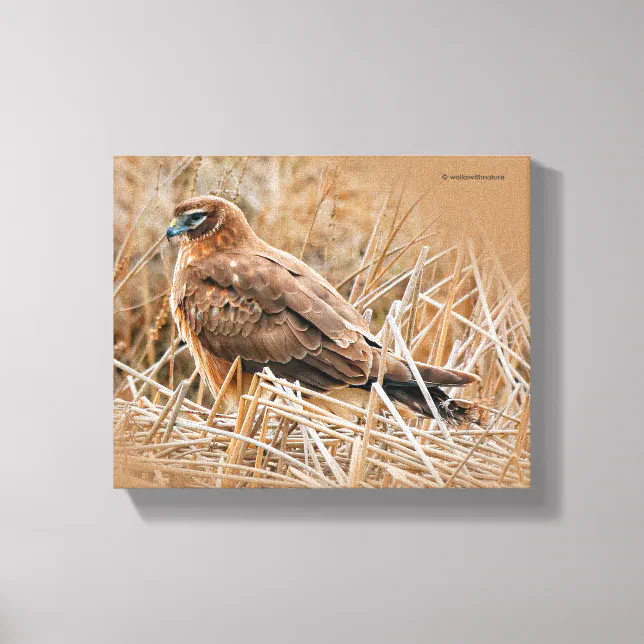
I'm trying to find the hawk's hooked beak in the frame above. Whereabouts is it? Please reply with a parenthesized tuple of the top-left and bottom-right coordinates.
(166, 217, 189, 240)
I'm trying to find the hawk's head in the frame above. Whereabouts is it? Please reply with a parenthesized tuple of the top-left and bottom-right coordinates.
(166, 195, 251, 245)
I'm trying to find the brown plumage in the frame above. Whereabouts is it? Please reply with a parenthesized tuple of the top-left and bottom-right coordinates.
(167, 195, 478, 422)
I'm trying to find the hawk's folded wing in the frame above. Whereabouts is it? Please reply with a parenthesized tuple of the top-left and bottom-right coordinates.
(173, 250, 374, 390)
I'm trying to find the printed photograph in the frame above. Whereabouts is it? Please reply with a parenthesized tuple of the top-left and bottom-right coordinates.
(114, 156, 530, 488)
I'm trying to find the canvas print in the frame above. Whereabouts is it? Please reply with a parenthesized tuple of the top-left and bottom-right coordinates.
(114, 156, 530, 488)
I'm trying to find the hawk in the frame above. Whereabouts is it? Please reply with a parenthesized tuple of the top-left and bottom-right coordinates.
(167, 196, 478, 421)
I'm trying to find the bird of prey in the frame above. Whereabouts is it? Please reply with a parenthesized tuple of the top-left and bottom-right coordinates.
(167, 195, 478, 421)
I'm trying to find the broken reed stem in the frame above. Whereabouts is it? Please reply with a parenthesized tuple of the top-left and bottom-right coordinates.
(251, 409, 271, 487)
(386, 315, 451, 440)
(499, 395, 531, 484)
(227, 375, 262, 464)
(161, 380, 189, 443)
(206, 357, 242, 426)
(358, 387, 378, 483)
(404, 247, 429, 346)
(144, 383, 182, 443)
(348, 436, 363, 487)
(433, 243, 464, 366)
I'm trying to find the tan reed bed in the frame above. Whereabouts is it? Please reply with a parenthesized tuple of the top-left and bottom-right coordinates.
(113, 157, 530, 489)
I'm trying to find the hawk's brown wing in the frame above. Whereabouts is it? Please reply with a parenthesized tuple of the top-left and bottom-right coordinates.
(250, 246, 478, 388)
(175, 250, 374, 391)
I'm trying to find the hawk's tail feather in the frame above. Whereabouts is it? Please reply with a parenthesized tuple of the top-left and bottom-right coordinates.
(382, 382, 478, 425)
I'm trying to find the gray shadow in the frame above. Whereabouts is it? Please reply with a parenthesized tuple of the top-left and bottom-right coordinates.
(127, 160, 562, 522)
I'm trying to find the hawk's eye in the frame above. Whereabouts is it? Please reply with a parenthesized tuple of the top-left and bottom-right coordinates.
(186, 212, 207, 228)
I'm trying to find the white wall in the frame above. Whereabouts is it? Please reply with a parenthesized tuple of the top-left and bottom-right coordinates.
(1, 2, 642, 642)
